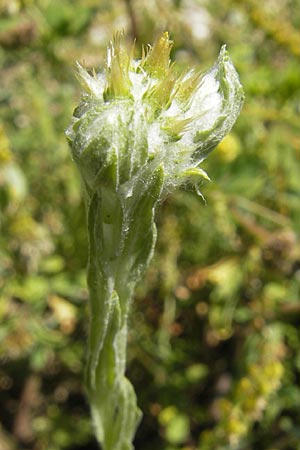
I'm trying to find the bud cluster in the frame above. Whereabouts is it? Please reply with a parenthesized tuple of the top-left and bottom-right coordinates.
(66, 32, 244, 200)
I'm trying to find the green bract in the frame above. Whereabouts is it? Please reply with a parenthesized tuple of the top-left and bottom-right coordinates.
(66, 32, 244, 450)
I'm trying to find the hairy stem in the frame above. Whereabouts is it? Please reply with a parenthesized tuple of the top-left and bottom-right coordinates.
(84, 169, 163, 450)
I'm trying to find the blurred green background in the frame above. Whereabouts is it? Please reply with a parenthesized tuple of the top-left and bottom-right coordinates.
(1, 0, 300, 449)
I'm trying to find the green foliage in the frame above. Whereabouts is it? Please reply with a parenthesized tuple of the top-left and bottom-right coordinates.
(1, 1, 300, 449)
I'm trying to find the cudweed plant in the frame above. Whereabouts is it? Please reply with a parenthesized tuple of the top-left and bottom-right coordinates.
(66, 32, 244, 450)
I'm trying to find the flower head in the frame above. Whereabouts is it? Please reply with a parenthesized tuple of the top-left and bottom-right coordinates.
(66, 32, 244, 199)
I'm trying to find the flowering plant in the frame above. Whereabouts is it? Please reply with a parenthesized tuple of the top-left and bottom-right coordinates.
(66, 32, 243, 450)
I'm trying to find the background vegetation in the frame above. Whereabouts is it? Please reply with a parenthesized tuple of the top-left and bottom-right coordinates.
(1, 0, 300, 449)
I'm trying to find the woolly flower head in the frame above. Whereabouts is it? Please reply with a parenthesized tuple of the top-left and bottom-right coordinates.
(66, 32, 244, 199)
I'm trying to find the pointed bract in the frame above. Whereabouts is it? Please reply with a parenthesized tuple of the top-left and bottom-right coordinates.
(143, 32, 173, 77)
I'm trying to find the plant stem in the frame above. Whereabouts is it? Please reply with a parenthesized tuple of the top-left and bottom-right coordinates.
(84, 170, 163, 450)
